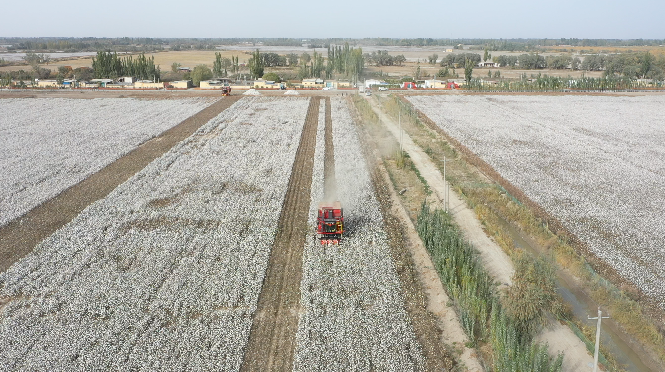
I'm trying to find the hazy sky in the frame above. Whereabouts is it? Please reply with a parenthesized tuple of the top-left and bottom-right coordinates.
(2, 0, 664, 39)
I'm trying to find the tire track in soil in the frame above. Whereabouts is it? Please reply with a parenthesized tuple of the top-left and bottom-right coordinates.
(241, 97, 320, 371)
(0, 96, 241, 273)
(323, 97, 337, 201)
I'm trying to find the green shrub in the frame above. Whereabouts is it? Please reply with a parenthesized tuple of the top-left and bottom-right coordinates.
(417, 204, 564, 371)
(504, 251, 561, 340)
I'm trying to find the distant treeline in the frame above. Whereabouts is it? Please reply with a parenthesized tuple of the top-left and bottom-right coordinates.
(92, 51, 160, 80)
(466, 74, 665, 91)
(244, 43, 365, 81)
(492, 52, 664, 79)
(2, 37, 664, 53)
(436, 50, 665, 79)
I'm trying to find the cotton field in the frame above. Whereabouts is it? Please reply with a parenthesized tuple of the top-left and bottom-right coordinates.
(0, 97, 215, 227)
(409, 94, 665, 310)
(294, 98, 425, 371)
(0, 97, 311, 370)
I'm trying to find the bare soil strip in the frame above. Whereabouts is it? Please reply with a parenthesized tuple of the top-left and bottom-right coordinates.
(350, 98, 457, 371)
(0, 96, 241, 273)
(323, 97, 337, 200)
(241, 97, 320, 371)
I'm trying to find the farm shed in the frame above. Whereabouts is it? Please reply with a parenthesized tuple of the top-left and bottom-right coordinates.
(79, 82, 99, 88)
(36, 80, 60, 88)
(200, 79, 231, 89)
(62, 79, 78, 88)
(302, 78, 324, 88)
(253, 79, 281, 89)
(424, 80, 448, 89)
(449, 79, 466, 87)
(364, 79, 385, 89)
(168, 80, 191, 89)
(90, 79, 114, 87)
(134, 80, 165, 89)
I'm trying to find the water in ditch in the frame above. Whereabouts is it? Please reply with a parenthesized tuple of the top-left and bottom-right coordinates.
(495, 215, 653, 372)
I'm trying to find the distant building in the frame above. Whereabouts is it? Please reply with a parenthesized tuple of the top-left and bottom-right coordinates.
(134, 80, 165, 89)
(90, 79, 114, 87)
(36, 79, 60, 88)
(168, 80, 191, 89)
(364, 79, 386, 89)
(424, 80, 448, 89)
(449, 79, 466, 87)
(62, 79, 78, 88)
(478, 62, 499, 68)
(178, 67, 191, 73)
(302, 78, 324, 88)
(253, 79, 283, 89)
(200, 79, 231, 89)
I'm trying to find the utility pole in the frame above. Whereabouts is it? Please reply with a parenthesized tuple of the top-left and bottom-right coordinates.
(588, 307, 610, 372)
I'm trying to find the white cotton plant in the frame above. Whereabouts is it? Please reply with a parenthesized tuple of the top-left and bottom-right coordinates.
(0, 97, 216, 227)
(409, 94, 665, 311)
(0, 96, 311, 371)
(294, 98, 425, 372)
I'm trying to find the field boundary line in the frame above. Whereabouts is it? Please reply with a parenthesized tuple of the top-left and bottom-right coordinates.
(0, 96, 241, 273)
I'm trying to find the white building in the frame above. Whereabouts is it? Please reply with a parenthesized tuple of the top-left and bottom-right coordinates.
(364, 79, 386, 89)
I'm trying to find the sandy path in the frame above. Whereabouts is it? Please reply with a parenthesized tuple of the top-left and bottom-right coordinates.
(367, 95, 595, 372)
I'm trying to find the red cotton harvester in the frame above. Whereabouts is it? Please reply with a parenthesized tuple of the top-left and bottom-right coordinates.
(317, 201, 344, 245)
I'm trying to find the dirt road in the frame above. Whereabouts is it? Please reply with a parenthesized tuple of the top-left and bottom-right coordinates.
(241, 97, 320, 371)
(0, 96, 241, 273)
(367, 95, 595, 371)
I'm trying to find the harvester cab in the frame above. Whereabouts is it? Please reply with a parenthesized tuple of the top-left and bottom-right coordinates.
(221, 86, 231, 96)
(317, 201, 344, 245)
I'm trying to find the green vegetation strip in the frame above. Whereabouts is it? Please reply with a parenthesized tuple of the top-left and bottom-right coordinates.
(417, 205, 563, 371)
